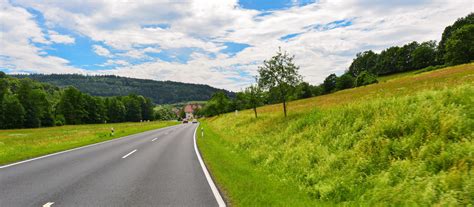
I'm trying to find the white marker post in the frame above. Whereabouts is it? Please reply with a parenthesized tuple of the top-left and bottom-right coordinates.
(201, 127, 204, 138)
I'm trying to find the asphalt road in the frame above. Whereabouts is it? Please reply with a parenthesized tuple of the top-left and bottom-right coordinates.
(0, 123, 221, 207)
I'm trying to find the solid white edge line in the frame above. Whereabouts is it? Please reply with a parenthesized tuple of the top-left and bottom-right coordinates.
(193, 124, 226, 207)
(0, 124, 180, 169)
(42, 202, 54, 207)
(121, 149, 137, 159)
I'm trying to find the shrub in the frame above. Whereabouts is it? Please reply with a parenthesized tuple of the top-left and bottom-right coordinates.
(355, 71, 378, 86)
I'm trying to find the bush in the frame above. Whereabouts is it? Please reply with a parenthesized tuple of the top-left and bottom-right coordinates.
(355, 71, 378, 86)
(54, 115, 65, 126)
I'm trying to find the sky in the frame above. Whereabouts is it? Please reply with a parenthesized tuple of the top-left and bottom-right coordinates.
(0, 0, 472, 91)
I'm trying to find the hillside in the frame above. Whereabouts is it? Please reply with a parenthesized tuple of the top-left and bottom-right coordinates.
(198, 63, 474, 206)
(12, 74, 234, 104)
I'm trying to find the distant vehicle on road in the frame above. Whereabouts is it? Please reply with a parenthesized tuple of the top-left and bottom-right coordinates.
(192, 119, 198, 124)
(182, 119, 188, 124)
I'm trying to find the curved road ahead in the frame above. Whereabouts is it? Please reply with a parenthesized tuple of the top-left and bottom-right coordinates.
(0, 124, 222, 207)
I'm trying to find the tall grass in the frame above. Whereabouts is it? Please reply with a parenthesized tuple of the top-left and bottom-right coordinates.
(200, 64, 474, 205)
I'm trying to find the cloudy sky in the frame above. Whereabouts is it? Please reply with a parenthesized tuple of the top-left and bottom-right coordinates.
(0, 0, 472, 91)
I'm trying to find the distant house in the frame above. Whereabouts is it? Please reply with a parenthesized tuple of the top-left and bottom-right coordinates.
(184, 104, 201, 119)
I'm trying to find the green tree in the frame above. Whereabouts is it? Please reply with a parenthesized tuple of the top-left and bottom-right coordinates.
(258, 48, 302, 117)
(106, 98, 126, 123)
(396, 41, 419, 72)
(124, 95, 142, 122)
(336, 73, 355, 90)
(311, 85, 323, 97)
(412, 41, 438, 69)
(355, 71, 378, 87)
(200, 92, 232, 117)
(244, 84, 264, 118)
(141, 97, 154, 121)
(179, 108, 186, 119)
(210, 91, 230, 115)
(438, 13, 474, 63)
(17, 79, 41, 128)
(154, 105, 177, 120)
(348, 51, 378, 77)
(294, 82, 313, 99)
(58, 87, 87, 125)
(444, 24, 474, 65)
(233, 92, 248, 111)
(11, 73, 235, 104)
(375, 46, 400, 75)
(2, 94, 25, 129)
(322, 74, 337, 94)
(37, 92, 55, 127)
(84, 95, 106, 124)
(0, 77, 7, 100)
(0, 77, 8, 128)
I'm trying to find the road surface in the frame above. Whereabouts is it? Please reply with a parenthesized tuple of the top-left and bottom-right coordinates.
(0, 124, 223, 207)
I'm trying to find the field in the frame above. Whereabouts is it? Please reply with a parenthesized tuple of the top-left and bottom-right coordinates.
(0, 121, 178, 165)
(198, 63, 474, 206)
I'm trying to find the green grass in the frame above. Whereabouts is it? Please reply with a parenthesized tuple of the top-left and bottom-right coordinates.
(377, 65, 449, 83)
(198, 63, 474, 206)
(0, 121, 178, 165)
(377, 69, 423, 82)
(197, 122, 327, 206)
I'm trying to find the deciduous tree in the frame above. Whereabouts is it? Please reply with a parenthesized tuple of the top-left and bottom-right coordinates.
(258, 48, 302, 117)
(444, 25, 474, 65)
(244, 84, 264, 118)
(322, 74, 337, 94)
(2, 94, 25, 129)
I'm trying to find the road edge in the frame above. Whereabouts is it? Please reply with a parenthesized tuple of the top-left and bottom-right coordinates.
(193, 124, 227, 207)
(0, 124, 179, 169)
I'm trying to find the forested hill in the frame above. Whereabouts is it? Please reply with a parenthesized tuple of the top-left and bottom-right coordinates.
(11, 74, 234, 104)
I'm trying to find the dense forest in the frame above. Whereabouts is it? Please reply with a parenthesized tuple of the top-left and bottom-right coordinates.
(11, 74, 234, 104)
(199, 13, 474, 117)
(0, 73, 177, 129)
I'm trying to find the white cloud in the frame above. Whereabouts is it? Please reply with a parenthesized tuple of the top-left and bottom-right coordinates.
(100, 59, 130, 67)
(48, 30, 75, 44)
(2, 0, 473, 91)
(0, 0, 84, 74)
(92, 45, 112, 57)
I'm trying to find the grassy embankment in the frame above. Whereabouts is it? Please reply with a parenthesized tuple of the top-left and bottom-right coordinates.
(0, 121, 178, 165)
(198, 63, 474, 206)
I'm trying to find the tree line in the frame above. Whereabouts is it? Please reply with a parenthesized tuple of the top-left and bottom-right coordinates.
(12, 74, 235, 104)
(0, 73, 176, 129)
(320, 13, 473, 94)
(198, 13, 473, 118)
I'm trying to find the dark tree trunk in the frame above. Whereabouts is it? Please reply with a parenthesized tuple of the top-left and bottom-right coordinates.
(282, 99, 287, 117)
(253, 107, 258, 118)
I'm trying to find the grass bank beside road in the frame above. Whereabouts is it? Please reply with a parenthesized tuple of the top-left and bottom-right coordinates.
(198, 64, 474, 206)
(197, 121, 324, 206)
(0, 121, 178, 165)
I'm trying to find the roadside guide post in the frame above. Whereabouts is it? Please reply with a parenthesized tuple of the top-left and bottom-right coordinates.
(201, 127, 204, 138)
(111, 127, 115, 136)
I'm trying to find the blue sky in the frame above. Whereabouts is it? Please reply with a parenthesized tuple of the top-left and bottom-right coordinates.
(0, 0, 471, 90)
(239, 0, 316, 11)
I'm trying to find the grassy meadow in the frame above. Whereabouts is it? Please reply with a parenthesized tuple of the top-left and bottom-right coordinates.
(0, 121, 178, 165)
(198, 63, 474, 206)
